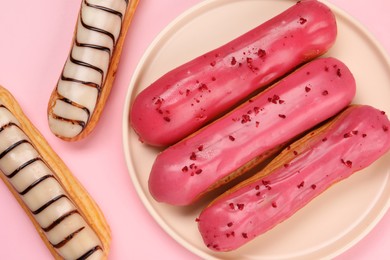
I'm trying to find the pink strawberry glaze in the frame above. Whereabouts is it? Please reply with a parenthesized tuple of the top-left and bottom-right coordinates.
(130, 0, 337, 146)
(197, 105, 390, 252)
(148, 57, 356, 206)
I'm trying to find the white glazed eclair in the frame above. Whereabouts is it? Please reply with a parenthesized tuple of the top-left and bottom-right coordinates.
(48, 0, 139, 141)
(0, 85, 110, 259)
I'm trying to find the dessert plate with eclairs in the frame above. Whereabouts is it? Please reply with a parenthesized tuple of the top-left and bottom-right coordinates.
(123, 0, 390, 259)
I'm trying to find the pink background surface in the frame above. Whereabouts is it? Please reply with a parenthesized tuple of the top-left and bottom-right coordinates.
(0, 0, 389, 259)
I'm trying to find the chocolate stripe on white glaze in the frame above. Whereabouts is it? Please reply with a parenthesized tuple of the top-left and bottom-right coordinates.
(78, 245, 103, 260)
(9, 158, 43, 180)
(52, 226, 85, 248)
(42, 209, 78, 232)
(48, 0, 130, 139)
(31, 194, 68, 215)
(19, 174, 54, 196)
(0, 104, 103, 259)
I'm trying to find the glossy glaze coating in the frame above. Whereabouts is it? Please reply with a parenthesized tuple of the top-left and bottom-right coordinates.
(148, 57, 356, 206)
(197, 105, 390, 252)
(131, 0, 337, 146)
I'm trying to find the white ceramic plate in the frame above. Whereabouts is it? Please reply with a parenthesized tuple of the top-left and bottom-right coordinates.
(122, 0, 390, 259)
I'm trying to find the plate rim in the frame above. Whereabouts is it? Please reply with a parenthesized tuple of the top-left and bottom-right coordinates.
(122, 0, 390, 259)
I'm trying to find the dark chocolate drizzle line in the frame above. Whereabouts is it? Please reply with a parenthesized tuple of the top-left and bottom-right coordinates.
(8, 157, 42, 179)
(0, 121, 19, 133)
(77, 245, 103, 260)
(53, 0, 128, 131)
(80, 13, 116, 47)
(75, 40, 111, 56)
(0, 139, 29, 160)
(85, 0, 124, 19)
(31, 194, 67, 215)
(51, 226, 85, 248)
(60, 95, 91, 122)
(42, 209, 78, 232)
(51, 114, 86, 129)
(19, 174, 54, 195)
(0, 105, 22, 132)
(69, 51, 104, 79)
(60, 75, 101, 91)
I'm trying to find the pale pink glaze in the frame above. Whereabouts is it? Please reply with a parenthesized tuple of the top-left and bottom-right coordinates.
(148, 57, 356, 206)
(197, 105, 390, 252)
(130, 0, 337, 146)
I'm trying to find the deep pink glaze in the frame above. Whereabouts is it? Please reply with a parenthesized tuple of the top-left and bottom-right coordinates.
(130, 0, 337, 146)
(148, 57, 356, 206)
(197, 105, 390, 252)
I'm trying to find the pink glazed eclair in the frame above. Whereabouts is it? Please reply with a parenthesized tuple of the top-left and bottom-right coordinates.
(130, 0, 337, 146)
(148, 57, 356, 206)
(197, 105, 390, 251)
